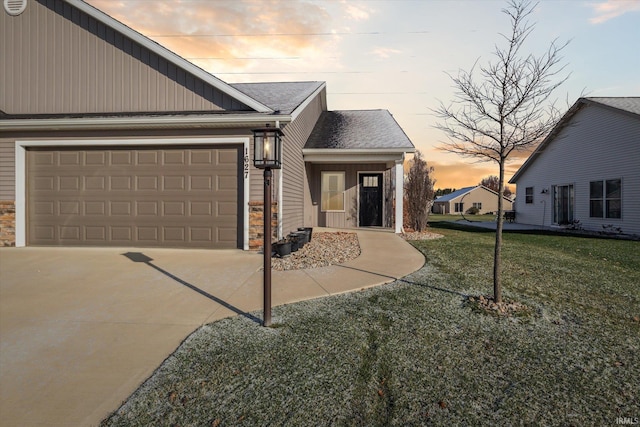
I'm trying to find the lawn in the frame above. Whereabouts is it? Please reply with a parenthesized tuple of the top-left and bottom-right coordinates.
(102, 225, 639, 426)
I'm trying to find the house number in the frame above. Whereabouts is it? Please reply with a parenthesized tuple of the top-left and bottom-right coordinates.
(244, 148, 249, 179)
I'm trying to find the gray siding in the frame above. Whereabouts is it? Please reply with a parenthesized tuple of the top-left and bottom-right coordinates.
(513, 104, 640, 235)
(281, 90, 325, 234)
(0, 140, 15, 199)
(308, 163, 390, 229)
(1, 0, 248, 114)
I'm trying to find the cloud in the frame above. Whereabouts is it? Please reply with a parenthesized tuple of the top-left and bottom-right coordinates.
(371, 47, 402, 59)
(343, 3, 373, 21)
(588, 0, 640, 24)
(86, 0, 339, 77)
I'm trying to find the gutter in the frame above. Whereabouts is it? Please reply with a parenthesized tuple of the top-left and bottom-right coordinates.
(0, 114, 292, 131)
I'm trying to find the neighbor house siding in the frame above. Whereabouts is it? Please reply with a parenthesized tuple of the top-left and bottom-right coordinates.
(1, 0, 247, 114)
(513, 104, 640, 234)
(309, 163, 389, 228)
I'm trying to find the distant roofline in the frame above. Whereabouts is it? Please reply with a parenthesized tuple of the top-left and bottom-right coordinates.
(66, 0, 273, 113)
(510, 97, 640, 183)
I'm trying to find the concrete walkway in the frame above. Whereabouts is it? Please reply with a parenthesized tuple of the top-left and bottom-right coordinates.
(0, 228, 424, 427)
(456, 219, 549, 231)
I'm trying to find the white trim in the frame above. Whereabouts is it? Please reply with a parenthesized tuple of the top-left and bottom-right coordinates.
(320, 171, 346, 213)
(290, 82, 326, 122)
(0, 114, 292, 131)
(65, 0, 273, 113)
(303, 150, 408, 164)
(395, 158, 404, 233)
(15, 137, 251, 250)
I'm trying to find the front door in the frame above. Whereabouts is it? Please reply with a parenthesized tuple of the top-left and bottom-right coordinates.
(359, 173, 383, 227)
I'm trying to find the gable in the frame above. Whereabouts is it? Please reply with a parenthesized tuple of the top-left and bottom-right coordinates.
(510, 98, 640, 183)
(1, 0, 268, 115)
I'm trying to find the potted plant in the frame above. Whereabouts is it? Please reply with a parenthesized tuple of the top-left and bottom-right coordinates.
(298, 227, 313, 242)
(288, 233, 300, 252)
(273, 240, 291, 258)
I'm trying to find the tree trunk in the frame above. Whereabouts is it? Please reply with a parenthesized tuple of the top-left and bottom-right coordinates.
(493, 158, 506, 303)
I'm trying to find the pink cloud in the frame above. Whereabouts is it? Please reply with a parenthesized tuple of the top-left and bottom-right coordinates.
(588, 0, 640, 24)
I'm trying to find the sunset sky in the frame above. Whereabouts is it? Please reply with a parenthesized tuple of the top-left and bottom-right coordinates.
(86, 0, 640, 189)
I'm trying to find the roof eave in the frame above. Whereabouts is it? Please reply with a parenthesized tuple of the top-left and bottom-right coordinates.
(65, 0, 274, 114)
(0, 114, 292, 131)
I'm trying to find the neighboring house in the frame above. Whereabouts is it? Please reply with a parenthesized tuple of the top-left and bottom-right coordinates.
(432, 185, 513, 215)
(509, 97, 640, 236)
(0, 0, 414, 249)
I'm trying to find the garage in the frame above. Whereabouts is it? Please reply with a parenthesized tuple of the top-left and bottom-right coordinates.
(27, 145, 242, 248)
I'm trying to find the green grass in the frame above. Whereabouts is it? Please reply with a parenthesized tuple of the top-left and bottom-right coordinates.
(102, 227, 639, 426)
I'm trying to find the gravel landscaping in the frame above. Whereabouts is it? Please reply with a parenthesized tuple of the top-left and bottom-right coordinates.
(272, 232, 360, 271)
(101, 225, 639, 426)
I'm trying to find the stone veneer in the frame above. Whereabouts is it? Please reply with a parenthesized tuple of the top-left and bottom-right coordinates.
(0, 201, 16, 247)
(0, 200, 277, 250)
(248, 201, 278, 251)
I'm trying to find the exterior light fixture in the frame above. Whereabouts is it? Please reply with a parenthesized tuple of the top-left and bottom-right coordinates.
(252, 124, 283, 327)
(253, 125, 283, 170)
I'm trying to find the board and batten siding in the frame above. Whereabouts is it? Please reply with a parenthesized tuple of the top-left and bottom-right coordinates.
(513, 103, 640, 235)
(1, 0, 247, 114)
(308, 163, 390, 229)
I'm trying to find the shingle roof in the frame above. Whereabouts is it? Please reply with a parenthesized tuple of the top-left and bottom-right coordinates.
(586, 97, 640, 116)
(304, 110, 414, 150)
(230, 82, 324, 115)
(434, 186, 476, 202)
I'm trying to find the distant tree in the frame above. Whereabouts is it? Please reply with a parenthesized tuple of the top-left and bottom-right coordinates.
(479, 175, 513, 197)
(434, 0, 569, 303)
(435, 188, 456, 197)
(404, 151, 436, 232)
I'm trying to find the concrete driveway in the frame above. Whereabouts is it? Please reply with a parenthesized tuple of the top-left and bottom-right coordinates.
(0, 229, 424, 426)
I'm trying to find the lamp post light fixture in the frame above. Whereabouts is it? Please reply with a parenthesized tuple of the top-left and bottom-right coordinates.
(252, 125, 283, 327)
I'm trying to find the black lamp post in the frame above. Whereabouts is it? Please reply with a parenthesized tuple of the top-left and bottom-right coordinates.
(252, 125, 283, 327)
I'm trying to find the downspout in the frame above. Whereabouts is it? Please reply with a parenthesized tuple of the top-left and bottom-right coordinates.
(277, 120, 283, 240)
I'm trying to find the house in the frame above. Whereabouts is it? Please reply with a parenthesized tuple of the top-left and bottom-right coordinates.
(0, 0, 414, 249)
(432, 185, 513, 215)
(509, 97, 640, 236)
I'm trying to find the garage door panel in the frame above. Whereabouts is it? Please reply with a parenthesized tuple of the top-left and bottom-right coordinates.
(28, 146, 241, 248)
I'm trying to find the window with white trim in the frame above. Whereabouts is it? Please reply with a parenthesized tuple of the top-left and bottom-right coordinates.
(454, 202, 464, 213)
(473, 202, 482, 210)
(590, 179, 621, 219)
(525, 187, 534, 204)
(321, 172, 345, 211)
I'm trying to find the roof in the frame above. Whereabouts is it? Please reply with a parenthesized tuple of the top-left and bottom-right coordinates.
(230, 82, 324, 115)
(586, 97, 640, 116)
(510, 97, 640, 183)
(304, 110, 414, 150)
(434, 187, 476, 202)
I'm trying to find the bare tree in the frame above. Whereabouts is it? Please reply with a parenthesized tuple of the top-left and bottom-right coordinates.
(480, 175, 513, 198)
(434, 0, 569, 303)
(405, 150, 436, 232)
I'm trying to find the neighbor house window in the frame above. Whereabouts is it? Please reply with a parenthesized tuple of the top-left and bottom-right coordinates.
(525, 187, 534, 204)
(590, 179, 621, 219)
(454, 202, 464, 213)
(321, 171, 345, 211)
(473, 202, 482, 210)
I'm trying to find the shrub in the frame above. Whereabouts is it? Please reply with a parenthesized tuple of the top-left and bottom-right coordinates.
(466, 206, 480, 215)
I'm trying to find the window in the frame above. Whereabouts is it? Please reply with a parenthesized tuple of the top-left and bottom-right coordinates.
(525, 187, 534, 204)
(473, 202, 482, 210)
(454, 202, 464, 213)
(321, 172, 345, 211)
(591, 179, 621, 219)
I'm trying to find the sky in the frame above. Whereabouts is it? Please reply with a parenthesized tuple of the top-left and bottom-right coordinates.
(86, 0, 640, 189)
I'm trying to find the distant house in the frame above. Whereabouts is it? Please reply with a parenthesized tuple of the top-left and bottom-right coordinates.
(432, 186, 513, 215)
(509, 97, 640, 236)
(0, 0, 414, 249)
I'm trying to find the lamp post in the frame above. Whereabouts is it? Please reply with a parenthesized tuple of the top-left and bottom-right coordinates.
(252, 125, 283, 327)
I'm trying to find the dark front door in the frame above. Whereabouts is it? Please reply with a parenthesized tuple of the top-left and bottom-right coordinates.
(359, 173, 383, 227)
